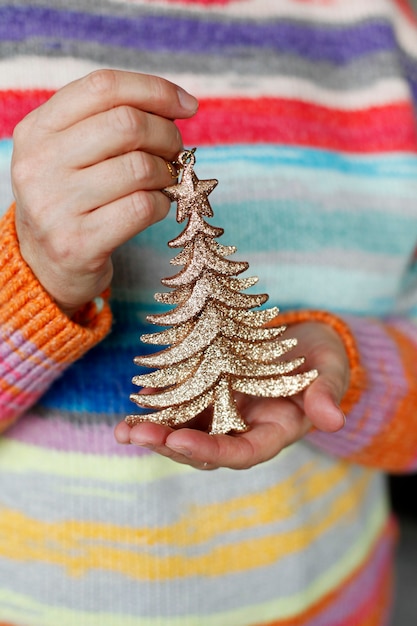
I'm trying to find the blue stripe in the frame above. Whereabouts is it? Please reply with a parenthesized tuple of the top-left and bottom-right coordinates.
(0, 138, 12, 158)
(0, 139, 13, 216)
(194, 145, 417, 178)
(135, 146, 417, 255)
(214, 199, 417, 255)
(41, 311, 151, 414)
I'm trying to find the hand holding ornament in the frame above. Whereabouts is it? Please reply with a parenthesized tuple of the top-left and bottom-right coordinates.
(115, 150, 349, 469)
(12, 70, 198, 317)
(115, 319, 348, 470)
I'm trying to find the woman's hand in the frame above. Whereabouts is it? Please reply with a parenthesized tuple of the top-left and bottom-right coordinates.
(115, 321, 350, 469)
(12, 70, 198, 317)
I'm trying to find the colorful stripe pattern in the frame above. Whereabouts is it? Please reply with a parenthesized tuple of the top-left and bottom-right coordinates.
(0, 0, 416, 624)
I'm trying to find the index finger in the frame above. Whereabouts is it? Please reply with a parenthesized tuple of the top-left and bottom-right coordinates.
(30, 69, 198, 131)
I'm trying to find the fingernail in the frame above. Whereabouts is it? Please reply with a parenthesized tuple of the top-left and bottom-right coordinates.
(168, 445, 193, 457)
(130, 439, 155, 450)
(177, 88, 199, 113)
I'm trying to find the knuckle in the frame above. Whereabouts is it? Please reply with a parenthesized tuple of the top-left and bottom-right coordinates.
(11, 146, 55, 199)
(149, 74, 170, 105)
(11, 126, 37, 186)
(84, 69, 118, 99)
(128, 190, 156, 227)
(112, 105, 142, 137)
(124, 151, 154, 184)
(47, 232, 72, 264)
(44, 227, 96, 273)
(12, 119, 28, 146)
(11, 156, 31, 188)
(13, 107, 39, 141)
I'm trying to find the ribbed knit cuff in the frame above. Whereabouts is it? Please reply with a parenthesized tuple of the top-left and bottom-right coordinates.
(266, 309, 367, 413)
(0, 204, 113, 367)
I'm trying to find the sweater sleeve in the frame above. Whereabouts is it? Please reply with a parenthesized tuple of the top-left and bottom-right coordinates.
(0, 204, 113, 429)
(273, 308, 417, 474)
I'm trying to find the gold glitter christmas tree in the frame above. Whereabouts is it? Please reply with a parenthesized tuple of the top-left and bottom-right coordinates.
(126, 149, 318, 435)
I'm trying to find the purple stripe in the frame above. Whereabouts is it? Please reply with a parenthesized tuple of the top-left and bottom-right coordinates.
(0, 6, 398, 63)
(306, 520, 394, 626)
(388, 316, 417, 344)
(0, 326, 57, 384)
(0, 388, 38, 418)
(5, 412, 151, 457)
(0, 328, 65, 420)
(308, 316, 407, 459)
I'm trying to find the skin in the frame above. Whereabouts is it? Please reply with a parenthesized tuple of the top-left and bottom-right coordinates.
(12, 69, 198, 317)
(115, 321, 349, 469)
(12, 69, 349, 469)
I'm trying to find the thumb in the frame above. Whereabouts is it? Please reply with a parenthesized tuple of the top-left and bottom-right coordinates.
(303, 376, 346, 432)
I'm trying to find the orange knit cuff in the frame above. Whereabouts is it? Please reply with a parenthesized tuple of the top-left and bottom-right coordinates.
(0, 204, 113, 366)
(266, 309, 367, 414)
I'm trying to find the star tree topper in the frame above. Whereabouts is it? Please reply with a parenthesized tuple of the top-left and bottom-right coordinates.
(126, 149, 318, 435)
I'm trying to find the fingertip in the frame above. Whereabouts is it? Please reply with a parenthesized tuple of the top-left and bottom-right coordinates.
(128, 421, 173, 448)
(323, 406, 346, 433)
(314, 402, 346, 433)
(176, 88, 199, 116)
(304, 381, 346, 433)
(114, 420, 131, 444)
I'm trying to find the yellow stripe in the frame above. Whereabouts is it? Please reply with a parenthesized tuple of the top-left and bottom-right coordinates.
(162, 460, 355, 546)
(0, 466, 373, 579)
(0, 435, 354, 530)
(0, 498, 389, 626)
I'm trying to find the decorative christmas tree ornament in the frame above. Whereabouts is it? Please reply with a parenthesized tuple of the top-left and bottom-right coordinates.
(126, 149, 318, 435)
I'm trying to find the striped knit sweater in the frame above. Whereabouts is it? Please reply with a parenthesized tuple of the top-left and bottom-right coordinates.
(1, 1, 417, 624)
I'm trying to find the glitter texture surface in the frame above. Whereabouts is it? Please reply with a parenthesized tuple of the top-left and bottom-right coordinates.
(126, 150, 318, 435)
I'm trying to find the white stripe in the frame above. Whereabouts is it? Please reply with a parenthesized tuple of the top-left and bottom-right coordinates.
(111, 0, 392, 20)
(173, 74, 412, 108)
(392, 4, 417, 57)
(0, 56, 103, 90)
(116, 0, 413, 23)
(0, 57, 411, 110)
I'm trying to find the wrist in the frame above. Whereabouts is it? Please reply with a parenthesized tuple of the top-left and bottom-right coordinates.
(0, 202, 113, 344)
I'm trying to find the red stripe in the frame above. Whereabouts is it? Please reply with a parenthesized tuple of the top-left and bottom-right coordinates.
(0, 89, 54, 138)
(157, 0, 236, 3)
(178, 98, 417, 153)
(2, 90, 416, 153)
(394, 0, 417, 25)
